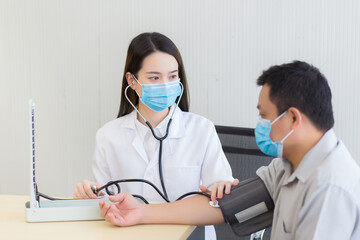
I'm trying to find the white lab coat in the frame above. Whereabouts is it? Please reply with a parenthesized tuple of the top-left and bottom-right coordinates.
(92, 104, 234, 202)
(93, 104, 233, 239)
(93, 104, 233, 201)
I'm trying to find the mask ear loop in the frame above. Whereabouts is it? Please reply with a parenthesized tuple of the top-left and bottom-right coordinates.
(280, 110, 301, 143)
(280, 129, 294, 143)
(271, 110, 296, 143)
(271, 111, 288, 125)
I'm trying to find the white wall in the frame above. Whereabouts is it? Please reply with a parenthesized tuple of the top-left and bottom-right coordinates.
(1, 0, 359, 197)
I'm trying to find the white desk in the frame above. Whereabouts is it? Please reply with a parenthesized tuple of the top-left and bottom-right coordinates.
(0, 194, 196, 240)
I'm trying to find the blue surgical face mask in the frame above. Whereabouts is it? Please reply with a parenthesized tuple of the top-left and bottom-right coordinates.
(254, 111, 294, 158)
(133, 76, 182, 112)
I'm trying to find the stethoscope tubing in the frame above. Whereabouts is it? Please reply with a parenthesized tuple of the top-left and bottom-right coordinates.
(124, 79, 184, 199)
(93, 178, 211, 203)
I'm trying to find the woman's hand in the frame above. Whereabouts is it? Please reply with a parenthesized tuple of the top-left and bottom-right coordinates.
(99, 193, 145, 226)
(199, 179, 239, 203)
(73, 179, 103, 199)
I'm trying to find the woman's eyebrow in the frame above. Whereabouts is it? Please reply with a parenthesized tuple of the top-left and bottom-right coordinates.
(145, 71, 161, 74)
(145, 70, 177, 74)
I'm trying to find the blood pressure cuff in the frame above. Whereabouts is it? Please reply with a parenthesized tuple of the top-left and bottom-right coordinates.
(217, 177, 274, 236)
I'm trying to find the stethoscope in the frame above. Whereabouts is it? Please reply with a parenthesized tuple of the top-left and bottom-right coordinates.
(88, 79, 212, 203)
(91, 178, 210, 204)
(123, 77, 183, 200)
(36, 78, 211, 204)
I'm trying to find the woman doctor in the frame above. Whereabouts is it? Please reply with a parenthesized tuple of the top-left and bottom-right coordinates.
(73, 32, 235, 238)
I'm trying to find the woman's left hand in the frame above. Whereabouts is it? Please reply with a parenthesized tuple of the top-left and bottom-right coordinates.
(199, 179, 239, 203)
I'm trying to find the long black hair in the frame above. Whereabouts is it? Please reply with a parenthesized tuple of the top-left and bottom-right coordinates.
(117, 32, 190, 118)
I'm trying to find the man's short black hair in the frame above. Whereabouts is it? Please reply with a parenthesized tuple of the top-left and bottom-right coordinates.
(257, 61, 334, 131)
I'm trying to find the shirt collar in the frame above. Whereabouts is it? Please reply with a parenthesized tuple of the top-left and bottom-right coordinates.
(283, 129, 338, 185)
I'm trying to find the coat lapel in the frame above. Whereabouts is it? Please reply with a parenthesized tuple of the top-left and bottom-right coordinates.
(122, 110, 149, 163)
(131, 132, 149, 163)
(159, 105, 187, 156)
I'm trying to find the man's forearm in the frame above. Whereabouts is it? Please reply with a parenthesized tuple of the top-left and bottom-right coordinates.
(142, 195, 225, 225)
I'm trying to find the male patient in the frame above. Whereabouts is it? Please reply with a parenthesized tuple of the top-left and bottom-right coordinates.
(99, 61, 360, 239)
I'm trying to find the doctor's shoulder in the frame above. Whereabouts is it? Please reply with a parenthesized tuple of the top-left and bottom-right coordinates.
(95, 113, 134, 141)
(181, 111, 216, 135)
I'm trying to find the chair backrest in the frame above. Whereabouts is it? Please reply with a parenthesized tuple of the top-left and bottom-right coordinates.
(214, 125, 273, 240)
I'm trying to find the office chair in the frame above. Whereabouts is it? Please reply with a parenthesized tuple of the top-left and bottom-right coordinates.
(214, 126, 273, 240)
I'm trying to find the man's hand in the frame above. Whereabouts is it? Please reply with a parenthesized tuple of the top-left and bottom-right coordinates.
(99, 193, 145, 226)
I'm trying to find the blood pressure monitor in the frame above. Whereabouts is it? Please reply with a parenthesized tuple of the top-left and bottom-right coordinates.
(218, 177, 274, 236)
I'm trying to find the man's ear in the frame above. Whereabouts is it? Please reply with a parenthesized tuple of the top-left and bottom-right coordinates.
(288, 107, 302, 129)
(125, 72, 136, 89)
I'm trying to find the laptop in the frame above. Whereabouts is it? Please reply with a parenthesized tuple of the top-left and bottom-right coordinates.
(25, 99, 108, 222)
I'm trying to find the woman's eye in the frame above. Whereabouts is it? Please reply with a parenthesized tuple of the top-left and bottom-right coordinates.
(170, 75, 178, 80)
(150, 76, 159, 80)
